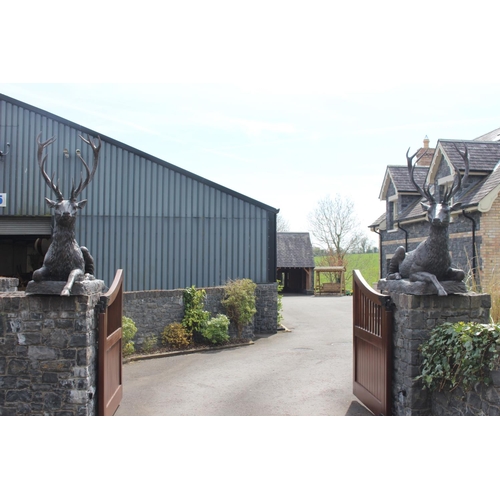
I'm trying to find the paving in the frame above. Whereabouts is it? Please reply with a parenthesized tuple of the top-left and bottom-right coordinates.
(115, 294, 373, 416)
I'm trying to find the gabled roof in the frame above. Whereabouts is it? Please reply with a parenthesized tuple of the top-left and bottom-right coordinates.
(373, 130, 500, 230)
(432, 140, 500, 176)
(379, 165, 429, 200)
(459, 164, 500, 212)
(474, 127, 500, 142)
(369, 212, 386, 228)
(277, 232, 315, 268)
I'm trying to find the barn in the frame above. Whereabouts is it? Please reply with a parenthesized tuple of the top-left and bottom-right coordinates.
(0, 93, 279, 291)
(276, 232, 314, 293)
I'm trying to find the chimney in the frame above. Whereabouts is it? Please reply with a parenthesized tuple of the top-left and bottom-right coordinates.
(423, 135, 430, 149)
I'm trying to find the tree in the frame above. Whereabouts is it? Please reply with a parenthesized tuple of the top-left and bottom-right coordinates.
(277, 214, 290, 232)
(308, 194, 362, 265)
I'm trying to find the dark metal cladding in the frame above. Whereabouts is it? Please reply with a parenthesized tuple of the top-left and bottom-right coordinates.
(0, 93, 279, 291)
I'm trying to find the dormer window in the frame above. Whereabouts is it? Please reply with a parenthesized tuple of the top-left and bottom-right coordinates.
(388, 194, 398, 231)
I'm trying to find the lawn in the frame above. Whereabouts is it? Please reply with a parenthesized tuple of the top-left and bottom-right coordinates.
(314, 253, 380, 292)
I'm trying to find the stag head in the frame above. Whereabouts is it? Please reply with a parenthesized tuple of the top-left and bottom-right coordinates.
(406, 144, 469, 227)
(37, 133, 101, 226)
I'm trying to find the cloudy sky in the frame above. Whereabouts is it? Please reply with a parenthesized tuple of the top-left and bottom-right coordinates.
(3, 1, 500, 247)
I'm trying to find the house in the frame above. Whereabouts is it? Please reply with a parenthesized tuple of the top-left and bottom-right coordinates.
(0, 93, 279, 291)
(370, 131, 500, 290)
(276, 232, 314, 293)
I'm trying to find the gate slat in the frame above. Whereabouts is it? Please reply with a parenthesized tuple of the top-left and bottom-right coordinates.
(352, 269, 393, 416)
(98, 269, 124, 416)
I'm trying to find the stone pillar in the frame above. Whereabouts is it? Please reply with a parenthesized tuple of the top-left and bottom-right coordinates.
(0, 279, 105, 416)
(0, 278, 19, 293)
(390, 292, 491, 416)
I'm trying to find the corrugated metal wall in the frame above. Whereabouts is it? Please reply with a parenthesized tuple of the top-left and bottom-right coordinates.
(0, 95, 278, 291)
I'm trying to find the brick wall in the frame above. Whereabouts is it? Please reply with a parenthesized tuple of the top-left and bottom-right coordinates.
(479, 194, 500, 290)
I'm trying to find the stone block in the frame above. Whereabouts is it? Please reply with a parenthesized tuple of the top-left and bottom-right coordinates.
(25, 278, 105, 296)
(28, 346, 58, 361)
(42, 372, 59, 384)
(6, 389, 31, 403)
(7, 359, 29, 376)
(379, 279, 467, 296)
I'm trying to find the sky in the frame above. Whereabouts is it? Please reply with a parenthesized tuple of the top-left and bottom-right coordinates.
(3, 2, 500, 248)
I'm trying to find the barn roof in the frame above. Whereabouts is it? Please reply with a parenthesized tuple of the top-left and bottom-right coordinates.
(0, 93, 279, 215)
(277, 232, 315, 268)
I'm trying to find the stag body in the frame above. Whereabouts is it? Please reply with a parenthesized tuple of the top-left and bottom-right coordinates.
(32, 133, 100, 296)
(387, 145, 468, 296)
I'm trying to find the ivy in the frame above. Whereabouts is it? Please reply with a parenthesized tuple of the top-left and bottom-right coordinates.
(182, 285, 210, 335)
(416, 322, 500, 392)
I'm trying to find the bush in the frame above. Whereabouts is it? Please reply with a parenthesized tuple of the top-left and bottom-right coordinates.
(202, 314, 230, 344)
(417, 321, 500, 392)
(182, 285, 210, 335)
(277, 280, 284, 325)
(141, 335, 158, 354)
(222, 278, 257, 337)
(122, 316, 137, 356)
(162, 322, 193, 349)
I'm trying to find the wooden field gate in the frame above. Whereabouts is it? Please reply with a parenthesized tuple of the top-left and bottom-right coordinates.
(352, 270, 393, 416)
(98, 269, 124, 416)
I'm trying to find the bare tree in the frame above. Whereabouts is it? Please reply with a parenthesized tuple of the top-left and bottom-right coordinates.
(277, 214, 291, 232)
(308, 194, 362, 265)
(354, 234, 371, 254)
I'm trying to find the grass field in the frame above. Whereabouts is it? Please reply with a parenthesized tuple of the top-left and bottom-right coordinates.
(314, 253, 379, 292)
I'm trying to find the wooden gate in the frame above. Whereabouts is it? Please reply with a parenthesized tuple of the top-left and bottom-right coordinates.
(352, 269, 393, 416)
(98, 269, 124, 416)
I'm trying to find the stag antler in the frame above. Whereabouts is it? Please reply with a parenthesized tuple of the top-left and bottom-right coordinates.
(37, 133, 63, 201)
(406, 147, 434, 203)
(453, 143, 470, 185)
(71, 134, 101, 201)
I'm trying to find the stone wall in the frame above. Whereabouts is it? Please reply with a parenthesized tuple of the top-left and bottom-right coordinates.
(0, 279, 102, 416)
(390, 291, 491, 416)
(123, 283, 278, 348)
(0, 278, 19, 293)
(431, 369, 500, 416)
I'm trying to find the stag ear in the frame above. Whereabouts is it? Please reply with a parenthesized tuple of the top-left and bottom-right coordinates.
(420, 202, 430, 212)
(45, 198, 58, 208)
(76, 199, 87, 210)
(451, 202, 462, 211)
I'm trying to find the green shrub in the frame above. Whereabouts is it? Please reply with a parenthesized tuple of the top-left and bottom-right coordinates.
(141, 335, 158, 354)
(123, 341, 135, 357)
(122, 316, 137, 356)
(417, 322, 500, 392)
(202, 314, 230, 344)
(277, 280, 284, 325)
(162, 322, 193, 349)
(182, 285, 210, 335)
(222, 278, 257, 338)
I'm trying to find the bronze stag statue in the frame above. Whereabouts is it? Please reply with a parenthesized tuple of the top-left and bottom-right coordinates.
(386, 144, 469, 296)
(32, 133, 101, 296)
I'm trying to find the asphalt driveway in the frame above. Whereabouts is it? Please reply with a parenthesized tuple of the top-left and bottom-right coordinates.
(115, 294, 373, 416)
